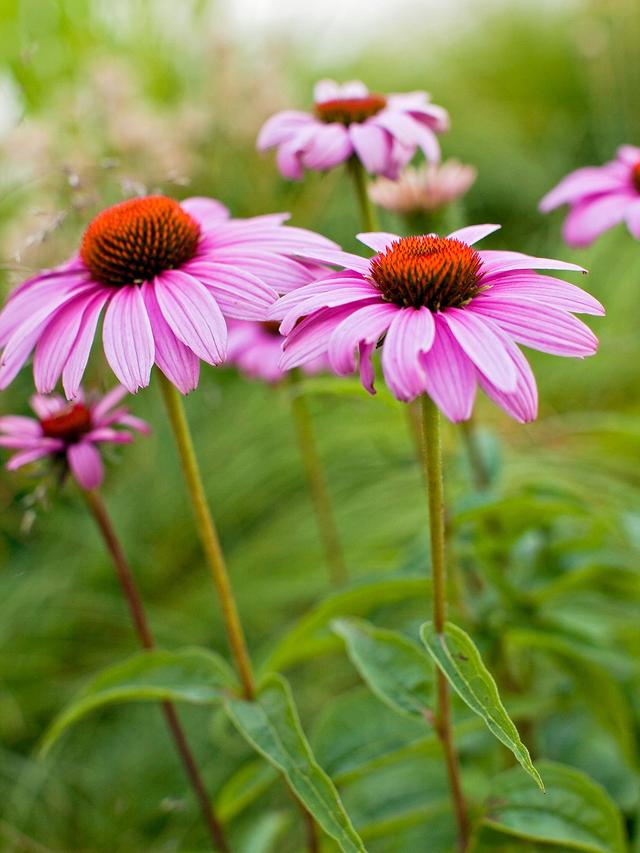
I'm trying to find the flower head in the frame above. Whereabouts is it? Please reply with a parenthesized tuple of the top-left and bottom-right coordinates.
(368, 160, 477, 214)
(0, 195, 337, 397)
(257, 80, 449, 181)
(539, 145, 640, 247)
(269, 225, 603, 423)
(0, 385, 149, 489)
(227, 319, 327, 384)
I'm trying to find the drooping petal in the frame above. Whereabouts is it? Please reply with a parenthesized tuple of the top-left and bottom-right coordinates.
(0, 415, 41, 437)
(257, 111, 315, 150)
(142, 282, 200, 394)
(442, 308, 517, 392)
(483, 273, 604, 316)
(102, 286, 155, 393)
(479, 250, 586, 278)
(0, 315, 51, 389)
(184, 262, 277, 320)
(328, 302, 398, 375)
(33, 295, 91, 393)
(617, 145, 640, 167)
(350, 123, 392, 175)
(6, 445, 58, 471)
(30, 394, 65, 419)
(477, 336, 538, 423)
(203, 249, 314, 294)
(420, 317, 477, 422)
(561, 193, 632, 247)
(471, 296, 598, 357)
(67, 442, 104, 490)
(280, 304, 362, 370)
(380, 307, 435, 401)
(62, 292, 111, 400)
(301, 124, 352, 171)
(91, 385, 129, 421)
(154, 270, 227, 364)
(359, 341, 377, 394)
(625, 199, 640, 239)
(373, 110, 421, 146)
(539, 165, 629, 212)
(280, 287, 380, 335)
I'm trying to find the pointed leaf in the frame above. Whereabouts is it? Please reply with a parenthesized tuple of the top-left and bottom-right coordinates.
(216, 758, 279, 822)
(332, 618, 434, 720)
(223, 674, 365, 853)
(420, 621, 543, 790)
(476, 761, 627, 853)
(41, 648, 236, 756)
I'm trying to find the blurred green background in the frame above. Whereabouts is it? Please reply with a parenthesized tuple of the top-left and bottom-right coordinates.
(1, 0, 640, 850)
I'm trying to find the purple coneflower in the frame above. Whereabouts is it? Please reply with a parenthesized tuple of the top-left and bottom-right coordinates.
(0, 386, 148, 489)
(270, 225, 603, 422)
(540, 145, 640, 246)
(0, 195, 336, 397)
(257, 79, 448, 180)
(368, 160, 477, 214)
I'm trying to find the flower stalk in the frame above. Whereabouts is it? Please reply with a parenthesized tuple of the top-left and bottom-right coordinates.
(158, 372, 256, 700)
(418, 395, 470, 850)
(81, 488, 229, 853)
(348, 157, 379, 232)
(288, 370, 347, 586)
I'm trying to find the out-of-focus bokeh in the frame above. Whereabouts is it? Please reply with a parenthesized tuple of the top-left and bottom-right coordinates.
(1, 0, 640, 850)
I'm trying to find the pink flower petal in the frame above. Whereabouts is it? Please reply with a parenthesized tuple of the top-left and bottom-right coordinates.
(67, 442, 104, 490)
(447, 224, 501, 245)
(102, 286, 155, 393)
(373, 110, 421, 146)
(484, 273, 604, 316)
(6, 445, 57, 471)
(359, 341, 377, 394)
(471, 295, 598, 357)
(626, 199, 640, 239)
(420, 317, 477, 422)
(33, 295, 90, 393)
(0, 415, 41, 437)
(204, 250, 314, 294)
(328, 302, 398, 375)
(280, 304, 363, 370)
(539, 165, 629, 212)
(356, 232, 400, 252)
(62, 292, 111, 400)
(280, 286, 379, 336)
(154, 270, 227, 365)
(350, 123, 392, 175)
(301, 124, 352, 171)
(30, 394, 65, 419)
(477, 336, 538, 423)
(617, 145, 640, 167)
(380, 307, 435, 401)
(180, 196, 229, 228)
(257, 110, 315, 150)
(561, 193, 631, 248)
(92, 385, 129, 421)
(185, 262, 277, 320)
(142, 282, 200, 394)
(442, 308, 517, 392)
(479, 250, 586, 277)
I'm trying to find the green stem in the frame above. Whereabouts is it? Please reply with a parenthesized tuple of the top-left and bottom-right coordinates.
(419, 395, 470, 850)
(82, 488, 229, 853)
(158, 374, 321, 851)
(348, 157, 379, 232)
(288, 371, 347, 586)
(158, 373, 256, 700)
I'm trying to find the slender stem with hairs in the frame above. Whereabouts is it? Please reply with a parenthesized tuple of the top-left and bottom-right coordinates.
(81, 489, 229, 853)
(418, 395, 470, 850)
(348, 157, 379, 232)
(288, 370, 347, 586)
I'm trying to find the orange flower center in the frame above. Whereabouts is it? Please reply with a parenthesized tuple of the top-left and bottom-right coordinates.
(41, 403, 92, 442)
(370, 236, 483, 310)
(315, 95, 387, 125)
(633, 162, 640, 193)
(80, 196, 200, 287)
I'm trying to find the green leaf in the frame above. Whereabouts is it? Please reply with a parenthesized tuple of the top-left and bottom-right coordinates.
(236, 810, 291, 853)
(420, 621, 543, 790)
(476, 761, 627, 853)
(215, 759, 279, 822)
(40, 648, 236, 757)
(261, 576, 430, 674)
(332, 618, 434, 720)
(223, 674, 365, 853)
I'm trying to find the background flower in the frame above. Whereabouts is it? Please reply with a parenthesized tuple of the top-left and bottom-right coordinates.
(0, 195, 337, 397)
(368, 160, 477, 214)
(271, 225, 603, 422)
(539, 145, 640, 247)
(227, 319, 328, 384)
(0, 386, 148, 489)
(257, 79, 449, 180)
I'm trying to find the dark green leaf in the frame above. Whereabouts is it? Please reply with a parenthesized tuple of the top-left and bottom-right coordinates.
(223, 674, 365, 853)
(420, 621, 543, 790)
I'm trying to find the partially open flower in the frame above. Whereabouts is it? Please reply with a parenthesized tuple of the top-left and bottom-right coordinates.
(368, 160, 477, 214)
(0, 386, 149, 489)
(227, 319, 327, 384)
(540, 145, 640, 247)
(0, 195, 337, 397)
(257, 79, 448, 181)
(269, 226, 604, 423)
